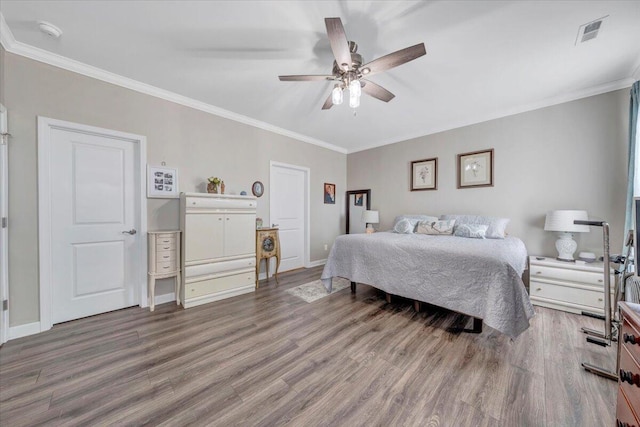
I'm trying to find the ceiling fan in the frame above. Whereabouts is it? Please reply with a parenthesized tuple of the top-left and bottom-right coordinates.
(279, 17, 426, 110)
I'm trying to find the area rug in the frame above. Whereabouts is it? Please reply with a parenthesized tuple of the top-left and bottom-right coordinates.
(285, 277, 351, 303)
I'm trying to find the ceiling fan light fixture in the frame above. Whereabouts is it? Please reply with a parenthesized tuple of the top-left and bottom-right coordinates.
(349, 80, 361, 108)
(332, 84, 343, 105)
(362, 67, 370, 75)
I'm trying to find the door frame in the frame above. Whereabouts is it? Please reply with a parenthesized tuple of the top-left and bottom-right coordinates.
(269, 161, 310, 269)
(0, 104, 9, 344)
(37, 117, 148, 332)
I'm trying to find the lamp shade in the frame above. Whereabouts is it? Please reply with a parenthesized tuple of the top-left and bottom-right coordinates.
(544, 210, 589, 233)
(362, 210, 379, 224)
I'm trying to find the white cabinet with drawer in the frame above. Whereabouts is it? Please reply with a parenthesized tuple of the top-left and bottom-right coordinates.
(529, 256, 614, 314)
(147, 230, 181, 312)
(180, 193, 257, 308)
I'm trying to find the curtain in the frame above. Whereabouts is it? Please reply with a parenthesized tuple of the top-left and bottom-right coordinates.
(624, 81, 640, 250)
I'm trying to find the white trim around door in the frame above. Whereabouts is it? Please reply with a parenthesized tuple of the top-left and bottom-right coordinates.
(37, 117, 147, 332)
(269, 161, 310, 269)
(0, 104, 9, 344)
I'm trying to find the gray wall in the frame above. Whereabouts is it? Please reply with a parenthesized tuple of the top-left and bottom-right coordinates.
(2, 49, 346, 327)
(348, 89, 629, 257)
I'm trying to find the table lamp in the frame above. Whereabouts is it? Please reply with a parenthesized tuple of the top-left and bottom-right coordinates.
(362, 210, 379, 234)
(544, 210, 589, 261)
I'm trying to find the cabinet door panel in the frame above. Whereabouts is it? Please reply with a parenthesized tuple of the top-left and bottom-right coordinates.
(185, 213, 224, 261)
(225, 214, 255, 257)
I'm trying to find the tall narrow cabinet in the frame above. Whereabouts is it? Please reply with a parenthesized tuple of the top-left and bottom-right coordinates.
(180, 193, 257, 308)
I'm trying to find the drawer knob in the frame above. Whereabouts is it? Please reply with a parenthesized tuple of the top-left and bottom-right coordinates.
(536, 288, 542, 292)
(535, 271, 542, 275)
(598, 279, 603, 283)
(619, 369, 640, 387)
(598, 298, 603, 302)
(624, 333, 638, 345)
(617, 420, 635, 427)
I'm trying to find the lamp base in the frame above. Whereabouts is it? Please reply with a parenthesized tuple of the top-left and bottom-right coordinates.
(555, 232, 577, 262)
(366, 224, 375, 234)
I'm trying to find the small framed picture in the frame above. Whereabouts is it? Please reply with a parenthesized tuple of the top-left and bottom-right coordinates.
(354, 193, 364, 206)
(457, 149, 494, 189)
(324, 183, 336, 204)
(147, 165, 179, 198)
(411, 158, 437, 191)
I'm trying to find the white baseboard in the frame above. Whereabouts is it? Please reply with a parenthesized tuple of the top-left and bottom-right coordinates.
(9, 321, 41, 340)
(307, 259, 327, 268)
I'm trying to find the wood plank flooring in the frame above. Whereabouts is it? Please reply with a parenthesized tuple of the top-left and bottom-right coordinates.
(0, 266, 616, 426)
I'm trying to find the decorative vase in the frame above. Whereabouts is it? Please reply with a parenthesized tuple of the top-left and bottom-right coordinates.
(220, 181, 225, 194)
(207, 182, 218, 194)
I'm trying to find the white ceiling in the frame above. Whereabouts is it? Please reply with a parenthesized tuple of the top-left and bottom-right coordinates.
(1, 1, 639, 153)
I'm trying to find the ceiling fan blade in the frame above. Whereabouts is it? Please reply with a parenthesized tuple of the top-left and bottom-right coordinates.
(279, 75, 335, 81)
(322, 94, 334, 110)
(325, 17, 352, 71)
(361, 80, 395, 102)
(361, 43, 426, 77)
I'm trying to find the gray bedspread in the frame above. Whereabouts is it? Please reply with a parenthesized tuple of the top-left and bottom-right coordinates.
(321, 232, 535, 338)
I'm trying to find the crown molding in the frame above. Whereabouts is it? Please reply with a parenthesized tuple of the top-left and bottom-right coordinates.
(347, 76, 635, 154)
(0, 13, 347, 155)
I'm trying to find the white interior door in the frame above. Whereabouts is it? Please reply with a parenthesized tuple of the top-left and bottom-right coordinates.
(270, 162, 308, 272)
(40, 119, 145, 325)
(0, 104, 8, 344)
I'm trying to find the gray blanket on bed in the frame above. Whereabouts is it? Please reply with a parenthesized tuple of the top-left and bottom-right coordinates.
(321, 232, 535, 339)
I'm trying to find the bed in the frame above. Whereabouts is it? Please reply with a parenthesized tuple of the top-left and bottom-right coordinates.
(321, 231, 535, 339)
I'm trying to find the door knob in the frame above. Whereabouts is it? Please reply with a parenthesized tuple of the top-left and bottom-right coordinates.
(122, 229, 137, 235)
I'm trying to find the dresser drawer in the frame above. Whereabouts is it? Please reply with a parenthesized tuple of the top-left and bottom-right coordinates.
(185, 272, 255, 298)
(530, 281, 606, 309)
(530, 265, 608, 287)
(622, 317, 640, 371)
(620, 346, 640, 415)
(156, 260, 178, 272)
(156, 241, 176, 252)
(617, 387, 640, 427)
(156, 250, 177, 263)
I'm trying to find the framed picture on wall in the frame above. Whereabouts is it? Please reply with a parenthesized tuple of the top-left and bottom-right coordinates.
(457, 149, 494, 189)
(324, 183, 336, 204)
(411, 158, 438, 191)
(354, 193, 364, 206)
(147, 165, 179, 198)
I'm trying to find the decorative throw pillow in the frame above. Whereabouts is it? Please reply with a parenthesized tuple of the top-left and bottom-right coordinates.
(415, 219, 456, 235)
(454, 224, 489, 239)
(392, 215, 439, 232)
(439, 214, 510, 239)
(393, 218, 415, 234)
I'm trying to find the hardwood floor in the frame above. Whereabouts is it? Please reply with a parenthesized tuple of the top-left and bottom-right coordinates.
(0, 266, 616, 426)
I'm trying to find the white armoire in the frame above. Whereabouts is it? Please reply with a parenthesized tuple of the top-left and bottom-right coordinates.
(180, 192, 257, 308)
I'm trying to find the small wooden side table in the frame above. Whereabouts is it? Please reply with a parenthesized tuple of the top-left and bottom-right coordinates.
(256, 227, 280, 288)
(147, 230, 181, 311)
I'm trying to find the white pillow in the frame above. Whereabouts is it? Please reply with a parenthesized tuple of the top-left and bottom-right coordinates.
(393, 218, 415, 234)
(415, 219, 456, 235)
(439, 214, 509, 239)
(453, 224, 488, 239)
(392, 215, 439, 232)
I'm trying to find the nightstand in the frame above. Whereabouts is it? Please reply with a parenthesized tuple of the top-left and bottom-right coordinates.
(148, 230, 181, 311)
(529, 256, 614, 315)
(256, 228, 280, 288)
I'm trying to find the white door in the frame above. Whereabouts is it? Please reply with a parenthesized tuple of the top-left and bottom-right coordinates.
(270, 162, 308, 272)
(47, 125, 140, 324)
(0, 104, 8, 344)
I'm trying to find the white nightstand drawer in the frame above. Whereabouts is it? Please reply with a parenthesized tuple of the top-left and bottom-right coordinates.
(530, 281, 606, 309)
(156, 241, 176, 252)
(530, 265, 607, 287)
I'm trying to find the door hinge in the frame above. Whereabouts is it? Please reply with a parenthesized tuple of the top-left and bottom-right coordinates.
(1, 217, 6, 228)
(2, 300, 7, 311)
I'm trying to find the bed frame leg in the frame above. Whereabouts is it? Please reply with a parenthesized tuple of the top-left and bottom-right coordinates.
(460, 317, 483, 334)
(350, 281, 356, 293)
(385, 293, 392, 304)
(413, 300, 421, 312)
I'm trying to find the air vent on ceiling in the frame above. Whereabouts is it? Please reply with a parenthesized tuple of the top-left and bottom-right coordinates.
(575, 16, 608, 45)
